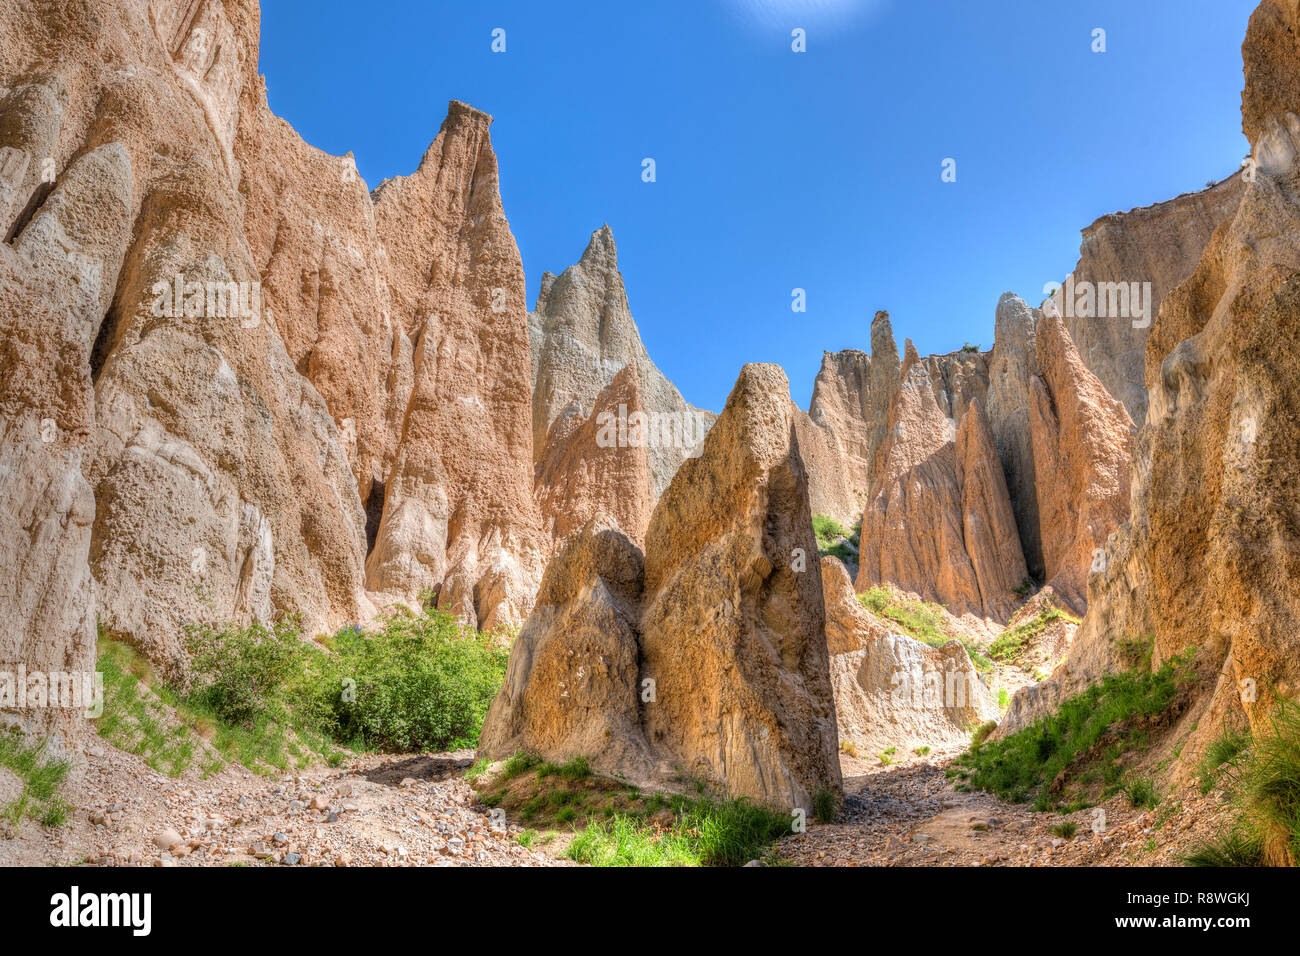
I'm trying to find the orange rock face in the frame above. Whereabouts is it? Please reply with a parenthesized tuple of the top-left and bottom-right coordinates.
(1029, 313, 1136, 613)
(856, 340, 1027, 621)
(1061, 178, 1244, 427)
(533, 365, 654, 548)
(1001, 5, 1300, 811)
(482, 364, 843, 811)
(0, 0, 544, 697)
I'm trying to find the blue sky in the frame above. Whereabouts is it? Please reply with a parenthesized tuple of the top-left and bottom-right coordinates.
(259, 0, 1258, 413)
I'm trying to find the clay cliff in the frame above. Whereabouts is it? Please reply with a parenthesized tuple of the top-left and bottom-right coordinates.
(481, 364, 843, 811)
(0, 0, 546, 714)
(1061, 176, 1245, 427)
(1000, 0, 1300, 781)
(855, 338, 1027, 622)
(796, 311, 901, 525)
(528, 225, 715, 518)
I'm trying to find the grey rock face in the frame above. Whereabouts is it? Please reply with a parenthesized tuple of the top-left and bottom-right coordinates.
(528, 225, 715, 500)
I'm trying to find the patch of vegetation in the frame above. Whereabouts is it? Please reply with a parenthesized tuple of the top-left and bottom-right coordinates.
(813, 515, 859, 564)
(0, 727, 70, 830)
(988, 607, 1080, 664)
(998, 687, 1010, 710)
(1196, 727, 1250, 795)
(915, 746, 931, 757)
(839, 739, 859, 759)
(97, 635, 203, 777)
(480, 753, 796, 867)
(566, 797, 793, 867)
(1013, 578, 1036, 599)
(970, 721, 997, 748)
(97, 604, 508, 778)
(948, 656, 1193, 811)
(1050, 821, 1078, 840)
(1231, 697, 1300, 865)
(858, 588, 993, 672)
(812, 788, 838, 824)
(1124, 775, 1160, 809)
(1182, 830, 1264, 868)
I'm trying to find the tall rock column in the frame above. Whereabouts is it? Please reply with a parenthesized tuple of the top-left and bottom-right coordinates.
(639, 364, 842, 810)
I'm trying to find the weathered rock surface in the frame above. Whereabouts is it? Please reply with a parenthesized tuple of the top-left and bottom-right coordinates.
(482, 364, 843, 811)
(1000, 3, 1300, 792)
(798, 312, 903, 525)
(1061, 177, 1245, 427)
(533, 365, 654, 548)
(477, 516, 652, 778)
(0, 0, 545, 700)
(1029, 313, 1135, 613)
(362, 102, 546, 632)
(528, 226, 714, 502)
(987, 293, 1044, 578)
(855, 340, 1027, 621)
(823, 559, 998, 755)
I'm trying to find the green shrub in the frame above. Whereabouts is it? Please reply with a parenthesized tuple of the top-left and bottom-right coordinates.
(184, 618, 303, 727)
(305, 611, 510, 752)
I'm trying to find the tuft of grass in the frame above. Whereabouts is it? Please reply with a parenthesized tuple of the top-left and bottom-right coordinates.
(503, 752, 542, 778)
(1182, 830, 1265, 867)
(949, 656, 1192, 811)
(565, 797, 793, 867)
(1124, 775, 1160, 809)
(1050, 821, 1078, 840)
(915, 746, 931, 757)
(0, 728, 71, 831)
(812, 788, 838, 824)
(839, 739, 858, 759)
(1196, 727, 1250, 795)
(1236, 697, 1300, 865)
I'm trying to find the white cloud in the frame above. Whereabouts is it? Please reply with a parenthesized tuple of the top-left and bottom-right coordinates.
(722, 0, 887, 31)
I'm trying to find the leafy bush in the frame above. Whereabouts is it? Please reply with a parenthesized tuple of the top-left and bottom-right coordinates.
(184, 618, 303, 727)
(181, 608, 509, 756)
(303, 611, 509, 752)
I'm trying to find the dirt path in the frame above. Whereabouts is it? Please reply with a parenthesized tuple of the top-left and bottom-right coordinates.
(0, 744, 566, 867)
(774, 751, 1230, 867)
(2, 740, 1232, 867)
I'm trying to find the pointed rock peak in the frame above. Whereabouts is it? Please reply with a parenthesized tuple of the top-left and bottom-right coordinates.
(995, 292, 1036, 338)
(871, 311, 900, 363)
(608, 361, 641, 392)
(902, 339, 923, 376)
(445, 99, 494, 128)
(579, 223, 619, 267)
(534, 272, 557, 312)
